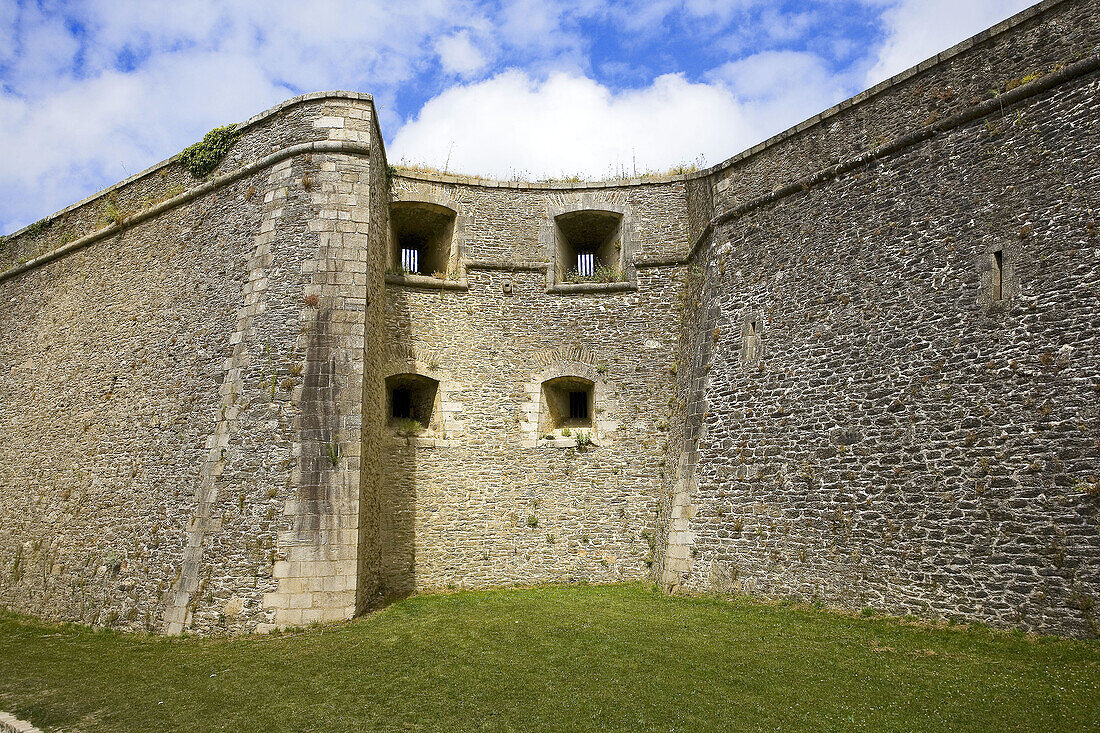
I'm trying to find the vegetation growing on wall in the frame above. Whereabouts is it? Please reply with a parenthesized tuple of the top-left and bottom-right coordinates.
(564, 264, 621, 284)
(177, 125, 240, 179)
(25, 219, 51, 236)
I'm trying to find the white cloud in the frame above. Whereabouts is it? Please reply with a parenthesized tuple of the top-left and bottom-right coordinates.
(709, 50, 852, 134)
(0, 52, 288, 233)
(389, 71, 756, 179)
(387, 47, 859, 182)
(0, 0, 1047, 233)
(0, 0, 481, 232)
(437, 31, 489, 76)
(864, 0, 1035, 86)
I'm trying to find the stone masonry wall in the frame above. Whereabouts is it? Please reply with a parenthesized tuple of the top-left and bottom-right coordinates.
(0, 171, 265, 631)
(185, 97, 383, 632)
(675, 60, 1100, 635)
(378, 177, 688, 596)
(0, 94, 383, 634)
(1, 0, 1097, 638)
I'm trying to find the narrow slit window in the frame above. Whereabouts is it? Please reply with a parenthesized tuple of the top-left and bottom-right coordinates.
(569, 390, 589, 421)
(401, 247, 420, 275)
(745, 320, 759, 362)
(577, 251, 596, 277)
(391, 388, 412, 419)
(991, 250, 1003, 301)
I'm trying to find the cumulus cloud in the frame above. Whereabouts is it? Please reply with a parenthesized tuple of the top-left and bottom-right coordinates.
(709, 50, 851, 133)
(437, 31, 490, 77)
(0, 0, 478, 232)
(0, 51, 286, 225)
(391, 71, 754, 179)
(864, 0, 1035, 86)
(0, 0, 1048, 234)
(390, 46, 858, 180)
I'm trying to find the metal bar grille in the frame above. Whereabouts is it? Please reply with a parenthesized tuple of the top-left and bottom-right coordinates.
(401, 248, 419, 274)
(577, 252, 596, 277)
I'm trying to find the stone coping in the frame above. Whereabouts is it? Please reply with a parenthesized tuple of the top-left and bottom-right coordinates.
(537, 436, 600, 449)
(691, 0, 1072, 181)
(384, 433, 457, 448)
(465, 259, 547, 272)
(547, 281, 638, 295)
(686, 51, 1100, 261)
(0, 711, 43, 733)
(382, 269, 640, 295)
(383, 272, 469, 290)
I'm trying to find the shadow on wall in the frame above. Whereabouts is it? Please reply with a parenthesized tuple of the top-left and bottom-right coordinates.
(296, 307, 339, 538)
(379, 294, 419, 601)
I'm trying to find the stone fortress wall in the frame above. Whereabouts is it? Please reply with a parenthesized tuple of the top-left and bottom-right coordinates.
(0, 0, 1096, 636)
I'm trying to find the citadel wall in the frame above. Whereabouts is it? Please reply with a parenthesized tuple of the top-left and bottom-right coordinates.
(378, 177, 689, 596)
(670, 64, 1100, 635)
(661, 0, 1100, 635)
(0, 0, 1096, 636)
(0, 94, 387, 632)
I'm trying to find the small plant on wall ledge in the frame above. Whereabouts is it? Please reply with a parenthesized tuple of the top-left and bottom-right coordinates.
(575, 432, 594, 449)
(326, 442, 341, 467)
(178, 125, 241, 179)
(391, 418, 424, 437)
(565, 265, 620, 284)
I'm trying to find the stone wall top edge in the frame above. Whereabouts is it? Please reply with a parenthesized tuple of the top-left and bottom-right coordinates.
(4, 91, 375, 239)
(682, 50, 1100, 262)
(387, 0, 1070, 193)
(1, 0, 1074, 234)
(692, 0, 1071, 180)
(389, 169, 692, 190)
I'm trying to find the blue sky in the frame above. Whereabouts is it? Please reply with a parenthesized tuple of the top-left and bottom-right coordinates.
(0, 0, 1034, 234)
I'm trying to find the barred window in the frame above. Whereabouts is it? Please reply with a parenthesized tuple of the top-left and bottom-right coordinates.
(576, 251, 596, 277)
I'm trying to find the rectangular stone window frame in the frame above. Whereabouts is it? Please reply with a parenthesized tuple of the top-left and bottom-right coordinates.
(389, 202, 459, 279)
(553, 210, 624, 284)
(385, 373, 441, 433)
(520, 365, 618, 448)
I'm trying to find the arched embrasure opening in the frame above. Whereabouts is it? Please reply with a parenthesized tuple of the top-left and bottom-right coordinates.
(385, 373, 440, 431)
(390, 202, 457, 277)
(554, 210, 623, 283)
(540, 375, 595, 433)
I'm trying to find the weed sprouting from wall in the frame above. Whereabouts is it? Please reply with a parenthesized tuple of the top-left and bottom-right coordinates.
(26, 219, 51, 236)
(564, 265, 621, 284)
(103, 195, 126, 225)
(178, 125, 241, 179)
(391, 418, 424, 437)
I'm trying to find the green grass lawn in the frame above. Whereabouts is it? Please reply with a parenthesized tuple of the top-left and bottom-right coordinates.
(1, 583, 1098, 732)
